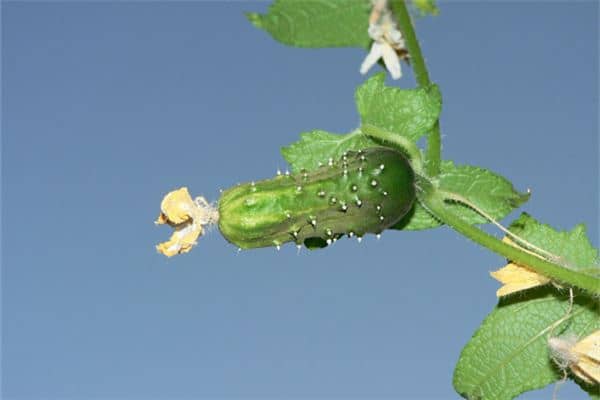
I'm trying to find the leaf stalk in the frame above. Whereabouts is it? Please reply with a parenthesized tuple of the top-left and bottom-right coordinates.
(361, 124, 423, 173)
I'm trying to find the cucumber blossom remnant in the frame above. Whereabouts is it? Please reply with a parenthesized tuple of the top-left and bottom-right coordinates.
(155, 187, 219, 257)
(218, 147, 415, 249)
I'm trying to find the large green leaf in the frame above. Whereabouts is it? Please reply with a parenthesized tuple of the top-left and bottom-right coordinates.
(356, 73, 442, 142)
(393, 161, 530, 230)
(246, 0, 371, 48)
(454, 215, 600, 399)
(454, 290, 598, 400)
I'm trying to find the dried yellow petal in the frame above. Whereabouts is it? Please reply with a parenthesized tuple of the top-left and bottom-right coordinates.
(155, 187, 218, 257)
(156, 187, 196, 225)
(549, 330, 600, 384)
(490, 263, 551, 297)
(156, 220, 202, 257)
(489, 237, 551, 297)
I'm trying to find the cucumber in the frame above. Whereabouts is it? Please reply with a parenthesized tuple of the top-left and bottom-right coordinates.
(218, 147, 415, 249)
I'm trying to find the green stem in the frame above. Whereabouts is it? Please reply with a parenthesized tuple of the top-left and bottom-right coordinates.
(389, 0, 441, 177)
(426, 121, 441, 176)
(419, 189, 600, 295)
(389, 0, 430, 87)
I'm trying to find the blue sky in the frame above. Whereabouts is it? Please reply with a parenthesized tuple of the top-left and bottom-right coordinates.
(2, 2, 598, 399)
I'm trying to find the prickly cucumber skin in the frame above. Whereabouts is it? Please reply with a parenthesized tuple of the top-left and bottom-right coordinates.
(218, 147, 415, 249)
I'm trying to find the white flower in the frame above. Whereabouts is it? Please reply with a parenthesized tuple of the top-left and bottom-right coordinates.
(360, 1, 407, 80)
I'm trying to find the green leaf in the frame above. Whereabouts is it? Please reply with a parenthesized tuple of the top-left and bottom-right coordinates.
(392, 201, 438, 230)
(411, 0, 439, 16)
(453, 289, 599, 400)
(282, 74, 442, 174)
(246, 0, 371, 48)
(393, 161, 530, 230)
(454, 215, 600, 399)
(508, 213, 599, 273)
(356, 73, 442, 142)
(281, 129, 378, 173)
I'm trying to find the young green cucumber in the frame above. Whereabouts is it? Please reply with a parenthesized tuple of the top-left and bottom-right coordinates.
(218, 147, 415, 249)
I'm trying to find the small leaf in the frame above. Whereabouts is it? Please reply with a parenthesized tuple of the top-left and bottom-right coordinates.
(282, 74, 442, 174)
(391, 201, 439, 230)
(412, 0, 439, 16)
(356, 73, 442, 142)
(490, 214, 600, 296)
(507, 213, 600, 273)
(453, 289, 599, 400)
(281, 129, 378, 173)
(246, 0, 371, 48)
(393, 161, 530, 230)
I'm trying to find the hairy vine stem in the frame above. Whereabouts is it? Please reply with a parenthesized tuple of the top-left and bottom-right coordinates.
(418, 189, 600, 296)
(389, 0, 441, 177)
